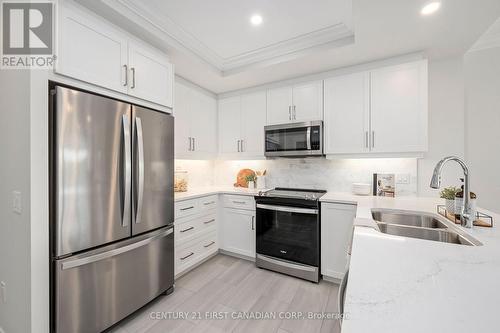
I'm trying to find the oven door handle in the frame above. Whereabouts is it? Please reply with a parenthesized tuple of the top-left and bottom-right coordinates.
(256, 204, 318, 215)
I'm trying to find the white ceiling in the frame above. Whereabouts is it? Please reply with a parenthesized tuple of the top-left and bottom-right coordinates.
(79, 0, 500, 94)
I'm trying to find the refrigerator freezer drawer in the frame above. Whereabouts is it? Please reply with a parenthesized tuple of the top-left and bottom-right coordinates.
(54, 227, 174, 333)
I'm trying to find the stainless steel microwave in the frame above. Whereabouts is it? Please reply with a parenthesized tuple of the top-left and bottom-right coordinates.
(264, 121, 323, 157)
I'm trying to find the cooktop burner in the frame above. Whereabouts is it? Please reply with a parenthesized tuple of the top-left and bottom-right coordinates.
(258, 187, 327, 201)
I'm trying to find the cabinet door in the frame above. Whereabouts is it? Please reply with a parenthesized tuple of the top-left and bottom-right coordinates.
(241, 92, 267, 157)
(222, 208, 255, 258)
(57, 2, 128, 93)
(370, 61, 428, 153)
(267, 87, 293, 125)
(128, 41, 174, 108)
(174, 81, 192, 158)
(324, 73, 370, 154)
(292, 81, 323, 122)
(321, 203, 356, 280)
(218, 97, 242, 154)
(190, 90, 217, 155)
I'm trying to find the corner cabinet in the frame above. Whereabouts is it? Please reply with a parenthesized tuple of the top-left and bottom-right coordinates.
(321, 202, 357, 280)
(174, 81, 217, 159)
(323, 60, 428, 156)
(218, 92, 267, 159)
(267, 81, 323, 125)
(220, 195, 256, 258)
(56, 1, 173, 108)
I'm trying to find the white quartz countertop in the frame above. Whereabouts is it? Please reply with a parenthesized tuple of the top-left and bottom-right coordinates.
(174, 186, 265, 201)
(329, 194, 500, 333)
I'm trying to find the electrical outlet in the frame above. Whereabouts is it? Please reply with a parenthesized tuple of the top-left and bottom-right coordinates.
(12, 191, 22, 215)
(1, 281, 6, 303)
(396, 174, 411, 184)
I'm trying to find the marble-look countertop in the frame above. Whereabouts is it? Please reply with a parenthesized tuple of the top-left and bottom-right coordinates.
(324, 193, 500, 333)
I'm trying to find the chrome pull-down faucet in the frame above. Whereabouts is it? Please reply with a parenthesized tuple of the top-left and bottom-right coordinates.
(430, 156, 473, 228)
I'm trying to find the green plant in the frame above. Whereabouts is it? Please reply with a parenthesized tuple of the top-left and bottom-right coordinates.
(245, 174, 256, 183)
(439, 186, 460, 200)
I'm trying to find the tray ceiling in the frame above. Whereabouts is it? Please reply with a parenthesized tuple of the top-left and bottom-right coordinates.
(97, 0, 354, 74)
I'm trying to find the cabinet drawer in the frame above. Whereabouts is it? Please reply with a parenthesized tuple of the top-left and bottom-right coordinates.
(223, 195, 255, 211)
(175, 231, 218, 275)
(199, 195, 218, 211)
(175, 213, 216, 244)
(175, 199, 199, 219)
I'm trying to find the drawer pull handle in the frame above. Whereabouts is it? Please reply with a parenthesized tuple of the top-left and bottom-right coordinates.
(180, 206, 194, 211)
(204, 241, 215, 248)
(204, 219, 215, 224)
(180, 252, 194, 260)
(232, 201, 246, 204)
(180, 226, 194, 233)
(204, 201, 215, 206)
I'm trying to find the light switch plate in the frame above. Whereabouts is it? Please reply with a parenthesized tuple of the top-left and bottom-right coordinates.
(12, 191, 22, 215)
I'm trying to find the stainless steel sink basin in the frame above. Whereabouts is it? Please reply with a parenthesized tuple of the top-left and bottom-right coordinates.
(372, 211, 448, 229)
(376, 223, 479, 246)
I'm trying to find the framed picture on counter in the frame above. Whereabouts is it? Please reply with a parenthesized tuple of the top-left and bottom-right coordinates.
(373, 173, 395, 197)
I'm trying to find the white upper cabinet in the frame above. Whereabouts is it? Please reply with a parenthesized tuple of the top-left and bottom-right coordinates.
(56, 1, 174, 108)
(127, 41, 174, 108)
(57, 2, 128, 94)
(323, 60, 428, 156)
(240, 92, 267, 156)
(324, 72, 370, 154)
(266, 87, 293, 125)
(218, 91, 267, 158)
(267, 81, 323, 125)
(291, 81, 324, 122)
(174, 81, 217, 159)
(370, 61, 428, 153)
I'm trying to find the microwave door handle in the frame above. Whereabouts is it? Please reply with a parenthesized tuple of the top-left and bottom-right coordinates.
(306, 127, 312, 150)
(121, 115, 131, 227)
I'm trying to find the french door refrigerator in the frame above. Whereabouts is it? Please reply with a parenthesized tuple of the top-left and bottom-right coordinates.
(50, 85, 174, 333)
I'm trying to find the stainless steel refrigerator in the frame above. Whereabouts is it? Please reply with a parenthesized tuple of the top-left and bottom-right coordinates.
(50, 85, 174, 333)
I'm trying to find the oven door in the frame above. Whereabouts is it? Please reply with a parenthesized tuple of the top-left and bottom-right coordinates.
(256, 203, 319, 266)
(264, 121, 323, 157)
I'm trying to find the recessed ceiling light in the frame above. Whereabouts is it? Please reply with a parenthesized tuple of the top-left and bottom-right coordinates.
(250, 14, 263, 26)
(421, 2, 441, 15)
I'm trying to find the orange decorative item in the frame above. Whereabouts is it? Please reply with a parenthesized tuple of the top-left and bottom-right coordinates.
(234, 169, 256, 188)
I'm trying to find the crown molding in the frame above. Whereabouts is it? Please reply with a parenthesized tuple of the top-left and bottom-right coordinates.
(468, 31, 500, 53)
(100, 0, 354, 75)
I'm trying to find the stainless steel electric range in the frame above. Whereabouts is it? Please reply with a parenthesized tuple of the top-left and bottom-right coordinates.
(255, 188, 326, 283)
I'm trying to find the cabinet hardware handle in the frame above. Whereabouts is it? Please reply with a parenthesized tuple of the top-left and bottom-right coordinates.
(180, 226, 194, 233)
(237, 140, 241, 152)
(123, 64, 128, 86)
(365, 132, 369, 149)
(203, 241, 216, 248)
(251, 216, 255, 230)
(232, 201, 246, 204)
(180, 252, 194, 260)
(241, 139, 244, 152)
(193, 137, 195, 151)
(130, 67, 136, 89)
(180, 206, 194, 211)
(371, 131, 375, 148)
(204, 219, 215, 224)
(288, 106, 291, 120)
(203, 201, 215, 206)
(293, 105, 296, 120)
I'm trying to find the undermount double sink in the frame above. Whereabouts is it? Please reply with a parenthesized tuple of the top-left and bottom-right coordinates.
(371, 210, 482, 246)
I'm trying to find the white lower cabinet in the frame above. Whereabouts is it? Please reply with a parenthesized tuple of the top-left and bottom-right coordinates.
(174, 196, 218, 276)
(321, 202, 357, 280)
(220, 195, 256, 258)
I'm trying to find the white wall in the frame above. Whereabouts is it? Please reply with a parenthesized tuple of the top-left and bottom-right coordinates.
(0, 71, 31, 333)
(464, 45, 500, 213)
(418, 57, 466, 197)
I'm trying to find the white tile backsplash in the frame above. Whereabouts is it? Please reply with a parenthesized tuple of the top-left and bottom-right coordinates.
(175, 158, 418, 196)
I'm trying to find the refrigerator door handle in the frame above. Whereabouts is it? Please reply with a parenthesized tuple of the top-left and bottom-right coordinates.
(122, 115, 131, 227)
(135, 117, 145, 224)
(61, 228, 173, 270)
